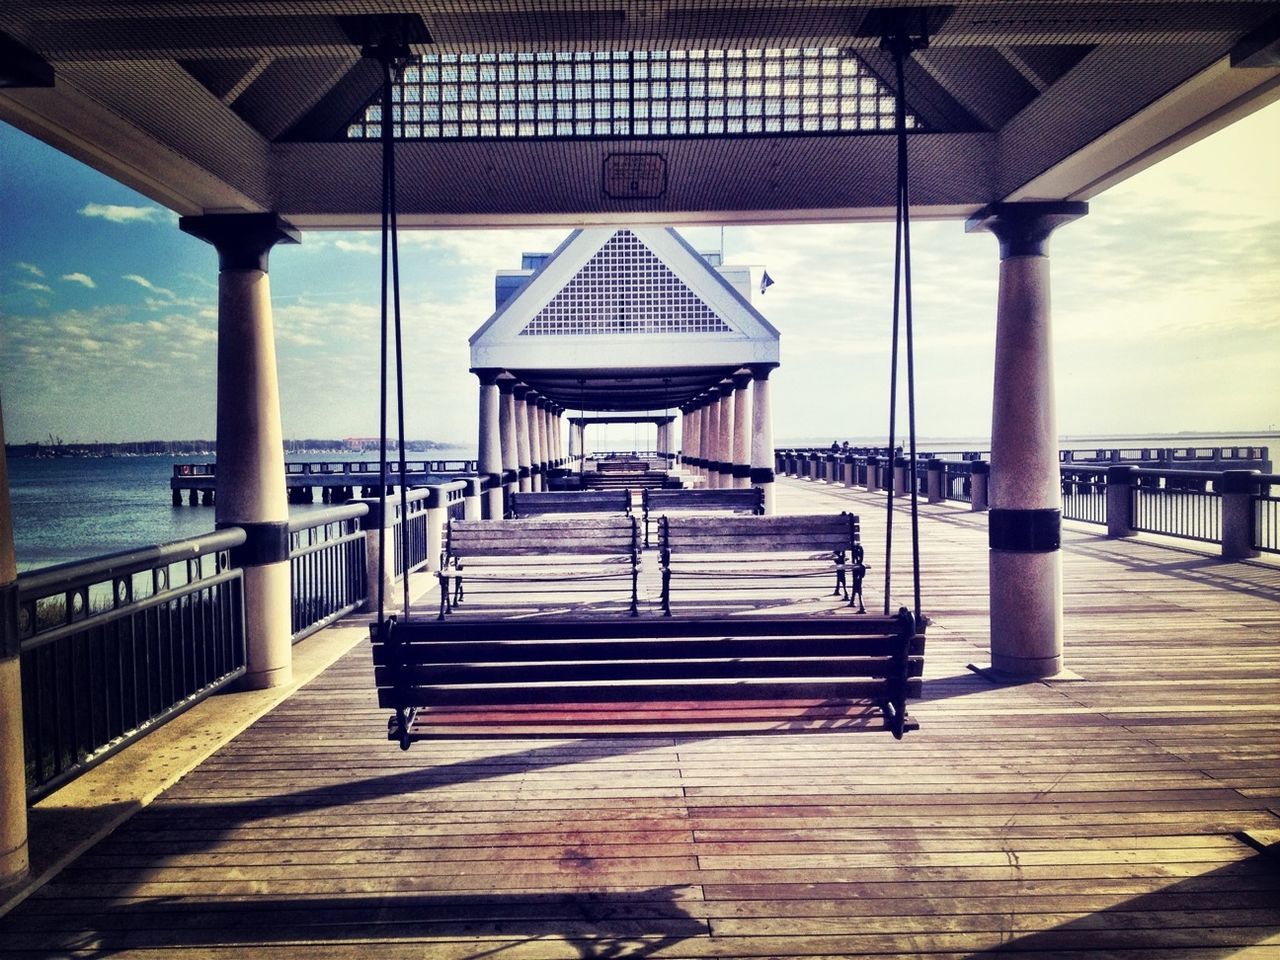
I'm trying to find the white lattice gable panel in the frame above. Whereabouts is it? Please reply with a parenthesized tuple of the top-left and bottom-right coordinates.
(470, 226, 779, 372)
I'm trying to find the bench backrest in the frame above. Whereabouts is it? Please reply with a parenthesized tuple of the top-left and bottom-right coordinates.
(597, 459, 650, 473)
(644, 487, 764, 515)
(446, 516, 638, 558)
(509, 490, 631, 517)
(660, 512, 859, 554)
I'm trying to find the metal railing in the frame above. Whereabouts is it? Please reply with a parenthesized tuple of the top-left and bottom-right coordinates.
(289, 504, 369, 643)
(1060, 466, 1108, 525)
(942, 461, 972, 503)
(390, 489, 433, 579)
(1252, 475, 1279, 554)
(16, 529, 247, 801)
(1132, 470, 1222, 543)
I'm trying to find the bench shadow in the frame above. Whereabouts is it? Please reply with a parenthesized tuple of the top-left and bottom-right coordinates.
(14, 888, 707, 958)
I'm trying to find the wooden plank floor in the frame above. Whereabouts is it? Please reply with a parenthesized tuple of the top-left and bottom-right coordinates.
(2, 477, 1279, 958)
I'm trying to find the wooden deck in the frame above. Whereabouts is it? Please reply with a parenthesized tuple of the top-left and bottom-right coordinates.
(2, 477, 1279, 958)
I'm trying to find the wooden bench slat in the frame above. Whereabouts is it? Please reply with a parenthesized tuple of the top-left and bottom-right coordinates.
(380, 678, 915, 708)
(373, 636, 924, 665)
(376, 657, 923, 685)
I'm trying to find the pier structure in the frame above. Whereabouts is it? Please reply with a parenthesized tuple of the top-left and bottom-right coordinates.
(468, 227, 780, 510)
(2, 0, 1280, 900)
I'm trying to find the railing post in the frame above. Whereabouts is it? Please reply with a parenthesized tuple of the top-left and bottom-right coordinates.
(1220, 470, 1261, 560)
(927, 459, 945, 504)
(1106, 465, 1139, 538)
(843, 454, 855, 488)
(424, 485, 448, 574)
(970, 460, 990, 512)
(866, 455, 880, 494)
(894, 456, 910, 497)
(0, 396, 29, 893)
(462, 476, 482, 521)
(360, 500, 398, 614)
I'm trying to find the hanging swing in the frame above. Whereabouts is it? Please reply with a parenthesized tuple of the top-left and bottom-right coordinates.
(367, 22, 928, 746)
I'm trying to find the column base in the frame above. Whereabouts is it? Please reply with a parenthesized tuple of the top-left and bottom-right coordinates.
(988, 548, 1063, 680)
(242, 561, 294, 689)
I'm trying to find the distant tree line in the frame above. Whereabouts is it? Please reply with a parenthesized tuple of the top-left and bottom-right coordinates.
(5, 438, 457, 458)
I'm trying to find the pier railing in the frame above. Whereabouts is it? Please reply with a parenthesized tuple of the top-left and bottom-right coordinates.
(289, 504, 369, 643)
(774, 449, 1278, 561)
(15, 530, 247, 801)
(15, 476, 484, 800)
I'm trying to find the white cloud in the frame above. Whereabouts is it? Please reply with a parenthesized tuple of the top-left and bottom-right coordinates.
(79, 202, 164, 224)
(61, 272, 96, 288)
(16, 279, 53, 293)
(334, 238, 379, 254)
(15, 262, 44, 277)
(122, 273, 176, 299)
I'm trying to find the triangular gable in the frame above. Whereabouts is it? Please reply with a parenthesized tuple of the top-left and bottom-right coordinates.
(520, 231, 733, 338)
(471, 227, 779, 375)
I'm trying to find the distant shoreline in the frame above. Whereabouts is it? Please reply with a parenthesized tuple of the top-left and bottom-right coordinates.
(3, 440, 464, 459)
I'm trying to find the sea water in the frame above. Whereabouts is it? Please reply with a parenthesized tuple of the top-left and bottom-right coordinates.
(6, 449, 473, 573)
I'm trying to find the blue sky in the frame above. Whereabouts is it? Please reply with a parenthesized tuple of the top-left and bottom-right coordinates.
(2, 102, 1278, 448)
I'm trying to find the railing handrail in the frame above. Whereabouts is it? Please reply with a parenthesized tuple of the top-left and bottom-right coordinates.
(287, 503, 370, 532)
(16, 527, 247, 595)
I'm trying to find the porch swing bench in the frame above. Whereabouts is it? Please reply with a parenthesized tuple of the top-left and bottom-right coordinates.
(360, 12, 933, 753)
(372, 609, 925, 746)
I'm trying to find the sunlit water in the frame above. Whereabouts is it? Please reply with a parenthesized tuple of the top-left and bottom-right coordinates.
(7, 450, 473, 573)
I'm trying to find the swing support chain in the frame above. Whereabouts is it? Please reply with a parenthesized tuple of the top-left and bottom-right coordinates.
(878, 10, 929, 633)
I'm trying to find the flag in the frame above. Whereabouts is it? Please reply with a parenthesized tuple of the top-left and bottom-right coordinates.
(760, 270, 775, 294)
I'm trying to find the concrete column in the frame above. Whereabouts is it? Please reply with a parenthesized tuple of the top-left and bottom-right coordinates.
(1220, 470, 1261, 560)
(535, 398, 550, 485)
(749, 365, 777, 515)
(526, 392, 543, 492)
(472, 367, 504, 519)
(568, 416, 579, 460)
(967, 200, 1086, 679)
(702, 398, 715, 483)
(462, 476, 482, 520)
(720, 383, 737, 489)
(894, 456, 910, 496)
(866, 455, 880, 493)
(360, 499, 398, 614)
(1, 392, 29, 892)
(423, 485, 449, 573)
(970, 460, 990, 512)
(497, 375, 518, 509)
(732, 371, 752, 490)
(1106, 465, 1138, 538)
(513, 384, 532, 492)
(705, 394, 722, 489)
(927, 459, 945, 503)
(181, 213, 299, 690)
